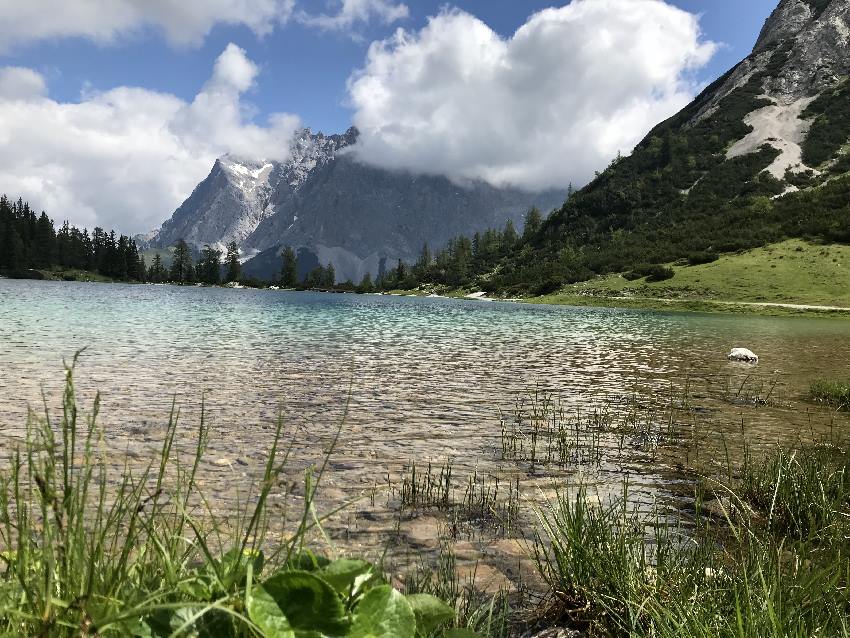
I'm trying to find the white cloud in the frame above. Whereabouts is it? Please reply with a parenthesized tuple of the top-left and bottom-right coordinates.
(0, 45, 299, 234)
(348, 0, 718, 191)
(0, 67, 47, 101)
(0, 0, 296, 51)
(0, 0, 409, 51)
(298, 0, 409, 31)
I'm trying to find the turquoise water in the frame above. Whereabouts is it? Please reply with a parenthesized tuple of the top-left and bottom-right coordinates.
(1, 279, 849, 518)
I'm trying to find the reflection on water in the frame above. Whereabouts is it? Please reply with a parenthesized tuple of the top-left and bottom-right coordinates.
(1, 279, 849, 570)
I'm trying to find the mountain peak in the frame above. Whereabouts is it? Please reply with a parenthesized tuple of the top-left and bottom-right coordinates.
(754, 0, 822, 52)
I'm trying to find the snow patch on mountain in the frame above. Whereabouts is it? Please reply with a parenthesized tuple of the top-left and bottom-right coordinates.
(149, 128, 357, 250)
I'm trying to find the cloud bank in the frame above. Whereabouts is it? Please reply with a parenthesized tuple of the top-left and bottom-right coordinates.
(348, 0, 718, 191)
(0, 0, 408, 51)
(0, 0, 297, 50)
(0, 45, 299, 234)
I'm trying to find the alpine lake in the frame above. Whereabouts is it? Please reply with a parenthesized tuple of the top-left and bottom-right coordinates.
(2, 278, 849, 595)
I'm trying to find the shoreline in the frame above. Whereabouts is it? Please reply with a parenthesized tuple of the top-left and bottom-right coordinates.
(521, 292, 850, 318)
(5, 272, 850, 319)
(387, 287, 850, 319)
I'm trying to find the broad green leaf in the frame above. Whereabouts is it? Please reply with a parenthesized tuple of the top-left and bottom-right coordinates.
(443, 630, 483, 638)
(350, 585, 416, 638)
(406, 594, 455, 636)
(320, 559, 376, 596)
(249, 570, 349, 638)
(286, 550, 331, 572)
(216, 548, 265, 589)
(142, 607, 198, 637)
(179, 575, 215, 601)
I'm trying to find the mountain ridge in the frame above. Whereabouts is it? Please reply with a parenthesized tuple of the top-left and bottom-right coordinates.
(475, 0, 850, 295)
(145, 126, 564, 282)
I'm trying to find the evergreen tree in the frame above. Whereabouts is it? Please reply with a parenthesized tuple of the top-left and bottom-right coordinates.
(148, 254, 167, 283)
(136, 255, 147, 283)
(502, 219, 518, 250)
(523, 207, 543, 240)
(357, 272, 373, 293)
(197, 244, 222, 285)
(280, 246, 298, 287)
(169, 239, 194, 284)
(225, 242, 241, 282)
(34, 212, 55, 268)
(324, 263, 336, 288)
(304, 265, 325, 288)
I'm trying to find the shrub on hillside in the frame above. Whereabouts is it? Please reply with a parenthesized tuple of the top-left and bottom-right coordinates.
(686, 251, 720, 266)
(625, 264, 675, 282)
(645, 265, 675, 282)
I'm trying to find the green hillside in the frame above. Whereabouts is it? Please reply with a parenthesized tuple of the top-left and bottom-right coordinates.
(531, 239, 850, 314)
(486, 39, 850, 295)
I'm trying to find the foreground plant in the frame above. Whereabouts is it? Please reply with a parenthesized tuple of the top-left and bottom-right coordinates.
(810, 379, 850, 410)
(532, 441, 850, 637)
(0, 357, 472, 637)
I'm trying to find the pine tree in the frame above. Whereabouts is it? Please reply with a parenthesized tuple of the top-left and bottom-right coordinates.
(324, 263, 336, 288)
(148, 253, 167, 283)
(280, 246, 298, 287)
(136, 255, 147, 282)
(502, 219, 518, 251)
(357, 272, 373, 293)
(225, 242, 240, 283)
(197, 244, 221, 285)
(34, 212, 55, 269)
(169, 239, 194, 284)
(523, 207, 542, 240)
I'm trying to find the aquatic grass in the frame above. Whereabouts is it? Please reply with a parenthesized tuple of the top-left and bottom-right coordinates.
(811, 379, 850, 410)
(498, 388, 684, 470)
(0, 358, 469, 637)
(740, 440, 850, 540)
(403, 542, 512, 638)
(530, 443, 850, 637)
(397, 461, 522, 537)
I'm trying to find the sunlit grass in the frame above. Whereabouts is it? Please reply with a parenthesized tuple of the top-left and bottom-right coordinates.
(0, 356, 469, 637)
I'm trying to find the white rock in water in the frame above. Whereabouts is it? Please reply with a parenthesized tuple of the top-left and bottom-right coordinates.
(728, 348, 759, 363)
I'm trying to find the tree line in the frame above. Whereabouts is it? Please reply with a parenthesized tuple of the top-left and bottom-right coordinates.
(275, 212, 540, 293)
(0, 195, 245, 285)
(0, 195, 145, 280)
(150, 240, 241, 286)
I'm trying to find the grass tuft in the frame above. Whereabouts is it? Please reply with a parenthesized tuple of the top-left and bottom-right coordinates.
(531, 442, 850, 637)
(0, 358, 468, 637)
(811, 379, 850, 410)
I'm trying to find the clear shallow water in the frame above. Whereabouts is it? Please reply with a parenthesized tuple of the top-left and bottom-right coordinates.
(1, 279, 849, 563)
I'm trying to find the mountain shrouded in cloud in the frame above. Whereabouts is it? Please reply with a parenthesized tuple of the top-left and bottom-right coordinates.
(348, 0, 718, 191)
(0, 44, 299, 234)
(0, 0, 722, 234)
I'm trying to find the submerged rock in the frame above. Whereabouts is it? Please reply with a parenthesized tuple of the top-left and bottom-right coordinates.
(728, 348, 759, 363)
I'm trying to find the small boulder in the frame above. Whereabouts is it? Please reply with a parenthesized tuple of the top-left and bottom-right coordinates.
(728, 348, 758, 363)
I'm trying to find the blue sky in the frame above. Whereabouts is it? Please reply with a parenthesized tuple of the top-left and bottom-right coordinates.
(2, 0, 778, 134)
(0, 0, 782, 233)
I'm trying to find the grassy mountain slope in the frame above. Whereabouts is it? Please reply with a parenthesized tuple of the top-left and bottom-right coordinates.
(538, 239, 850, 310)
(485, 2, 850, 297)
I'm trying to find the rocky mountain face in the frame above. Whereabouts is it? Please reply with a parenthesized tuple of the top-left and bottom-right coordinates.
(693, 0, 850, 181)
(146, 127, 564, 283)
(147, 129, 355, 254)
(491, 0, 850, 293)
